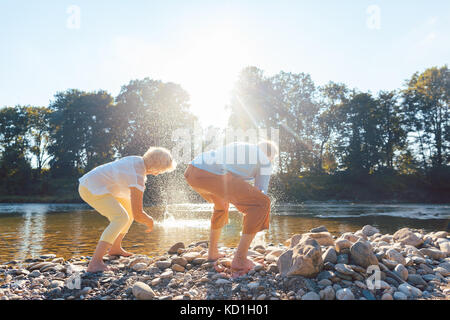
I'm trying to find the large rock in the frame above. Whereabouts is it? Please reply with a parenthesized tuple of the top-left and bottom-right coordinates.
(361, 225, 380, 237)
(350, 240, 379, 268)
(132, 282, 155, 300)
(393, 228, 423, 247)
(277, 236, 323, 278)
(386, 249, 406, 265)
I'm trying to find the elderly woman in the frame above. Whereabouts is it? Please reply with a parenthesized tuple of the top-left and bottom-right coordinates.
(78, 147, 176, 272)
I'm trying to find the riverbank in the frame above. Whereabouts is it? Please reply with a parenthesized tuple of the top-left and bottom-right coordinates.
(0, 195, 449, 205)
(1, 226, 449, 300)
(0, 195, 83, 204)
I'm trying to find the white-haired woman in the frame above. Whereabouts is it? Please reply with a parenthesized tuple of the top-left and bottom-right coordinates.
(78, 147, 176, 272)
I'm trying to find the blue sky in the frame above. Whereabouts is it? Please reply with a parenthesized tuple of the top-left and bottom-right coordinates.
(1, 0, 449, 127)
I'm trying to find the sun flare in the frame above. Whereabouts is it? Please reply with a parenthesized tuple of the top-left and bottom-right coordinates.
(175, 27, 252, 128)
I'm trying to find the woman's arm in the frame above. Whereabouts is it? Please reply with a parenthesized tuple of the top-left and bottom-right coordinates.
(130, 187, 154, 233)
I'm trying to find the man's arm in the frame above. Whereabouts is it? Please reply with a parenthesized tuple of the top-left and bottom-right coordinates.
(130, 187, 154, 233)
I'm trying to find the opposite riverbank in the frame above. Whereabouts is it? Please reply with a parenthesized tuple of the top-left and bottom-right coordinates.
(1, 226, 449, 301)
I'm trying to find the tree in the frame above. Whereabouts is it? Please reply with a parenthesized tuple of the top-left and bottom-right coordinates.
(115, 78, 197, 157)
(114, 78, 198, 204)
(402, 65, 449, 169)
(334, 92, 383, 175)
(25, 106, 52, 176)
(0, 106, 32, 194)
(48, 89, 117, 176)
(317, 82, 350, 173)
(376, 91, 406, 171)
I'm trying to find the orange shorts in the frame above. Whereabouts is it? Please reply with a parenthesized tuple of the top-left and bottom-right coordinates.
(184, 165, 271, 234)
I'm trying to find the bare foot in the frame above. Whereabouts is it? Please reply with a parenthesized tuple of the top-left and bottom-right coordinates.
(86, 260, 109, 273)
(108, 248, 133, 257)
(207, 250, 226, 261)
(231, 257, 256, 277)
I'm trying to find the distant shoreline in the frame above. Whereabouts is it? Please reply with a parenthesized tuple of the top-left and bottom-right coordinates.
(0, 195, 449, 205)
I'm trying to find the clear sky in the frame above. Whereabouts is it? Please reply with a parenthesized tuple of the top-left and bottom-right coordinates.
(1, 1, 449, 128)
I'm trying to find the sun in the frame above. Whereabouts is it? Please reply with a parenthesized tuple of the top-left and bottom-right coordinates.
(174, 27, 252, 128)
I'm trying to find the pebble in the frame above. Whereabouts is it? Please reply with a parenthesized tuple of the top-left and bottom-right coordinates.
(362, 289, 376, 300)
(132, 263, 148, 272)
(335, 264, 356, 276)
(381, 293, 393, 300)
(398, 283, 422, 298)
(215, 279, 231, 285)
(336, 288, 355, 300)
(394, 264, 408, 281)
(132, 282, 155, 300)
(1, 226, 448, 301)
(155, 261, 171, 270)
(319, 286, 335, 300)
(160, 270, 174, 279)
(171, 264, 185, 272)
(336, 254, 349, 265)
(393, 291, 408, 300)
(407, 274, 427, 287)
(301, 292, 320, 300)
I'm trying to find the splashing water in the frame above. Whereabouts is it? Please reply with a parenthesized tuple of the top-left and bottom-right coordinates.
(155, 205, 210, 229)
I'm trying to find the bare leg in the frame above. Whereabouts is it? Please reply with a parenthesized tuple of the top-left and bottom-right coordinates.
(109, 233, 133, 257)
(208, 228, 226, 261)
(87, 240, 112, 272)
(231, 233, 256, 276)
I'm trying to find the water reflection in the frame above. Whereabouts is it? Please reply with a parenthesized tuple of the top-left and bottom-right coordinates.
(0, 202, 448, 263)
(16, 212, 46, 261)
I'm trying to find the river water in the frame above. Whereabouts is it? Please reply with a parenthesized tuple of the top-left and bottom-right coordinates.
(0, 202, 449, 263)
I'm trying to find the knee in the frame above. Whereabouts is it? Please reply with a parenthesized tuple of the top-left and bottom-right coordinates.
(114, 213, 131, 228)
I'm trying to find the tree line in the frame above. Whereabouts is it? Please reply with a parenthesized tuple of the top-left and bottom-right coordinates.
(0, 65, 448, 203)
(227, 65, 448, 202)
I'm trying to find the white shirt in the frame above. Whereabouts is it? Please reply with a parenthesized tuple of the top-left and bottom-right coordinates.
(79, 156, 147, 199)
(191, 142, 273, 194)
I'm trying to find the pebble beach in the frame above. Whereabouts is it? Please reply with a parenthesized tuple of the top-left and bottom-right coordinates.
(1, 225, 449, 301)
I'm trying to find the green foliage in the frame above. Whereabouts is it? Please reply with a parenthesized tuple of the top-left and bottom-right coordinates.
(402, 65, 449, 168)
(0, 66, 448, 203)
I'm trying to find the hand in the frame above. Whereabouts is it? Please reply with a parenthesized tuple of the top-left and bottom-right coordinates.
(143, 214, 154, 233)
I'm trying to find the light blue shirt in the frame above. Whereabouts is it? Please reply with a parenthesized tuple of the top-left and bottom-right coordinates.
(191, 142, 273, 194)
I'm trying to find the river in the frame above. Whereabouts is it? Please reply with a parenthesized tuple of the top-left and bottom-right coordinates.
(0, 202, 449, 263)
